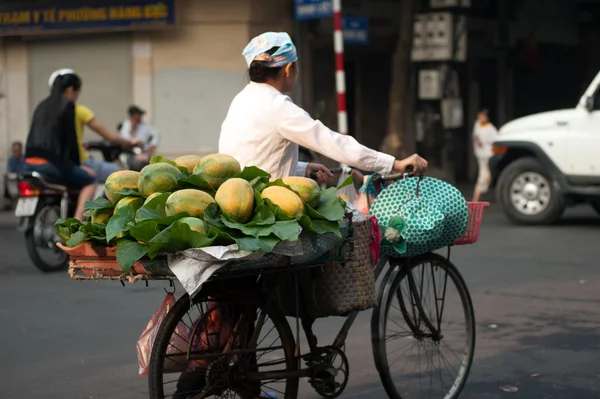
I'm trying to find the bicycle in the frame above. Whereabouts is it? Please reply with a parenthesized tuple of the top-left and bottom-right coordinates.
(147, 169, 488, 399)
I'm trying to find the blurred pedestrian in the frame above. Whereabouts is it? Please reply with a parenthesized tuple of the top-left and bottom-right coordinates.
(48, 69, 141, 183)
(472, 109, 499, 202)
(119, 105, 159, 171)
(3, 141, 25, 209)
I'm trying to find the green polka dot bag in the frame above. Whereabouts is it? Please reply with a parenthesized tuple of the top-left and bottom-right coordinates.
(369, 176, 469, 258)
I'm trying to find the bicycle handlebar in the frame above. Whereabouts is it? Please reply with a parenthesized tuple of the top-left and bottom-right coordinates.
(309, 165, 418, 181)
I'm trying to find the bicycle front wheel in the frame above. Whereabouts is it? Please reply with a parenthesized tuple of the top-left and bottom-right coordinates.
(371, 253, 476, 399)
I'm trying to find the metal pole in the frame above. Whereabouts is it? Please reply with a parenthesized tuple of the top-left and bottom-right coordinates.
(332, 0, 348, 135)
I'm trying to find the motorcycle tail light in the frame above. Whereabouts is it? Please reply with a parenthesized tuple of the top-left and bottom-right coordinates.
(18, 181, 40, 197)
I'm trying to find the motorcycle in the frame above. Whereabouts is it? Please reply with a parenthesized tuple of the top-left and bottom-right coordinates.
(12, 141, 138, 273)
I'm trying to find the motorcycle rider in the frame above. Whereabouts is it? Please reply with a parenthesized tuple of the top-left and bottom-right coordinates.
(48, 69, 142, 182)
(24, 72, 95, 221)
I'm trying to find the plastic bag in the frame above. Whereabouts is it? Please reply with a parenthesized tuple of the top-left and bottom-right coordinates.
(187, 303, 234, 370)
(354, 176, 376, 216)
(137, 292, 190, 377)
(336, 171, 358, 203)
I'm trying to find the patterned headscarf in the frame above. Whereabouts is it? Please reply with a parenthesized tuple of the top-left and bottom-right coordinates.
(242, 32, 298, 68)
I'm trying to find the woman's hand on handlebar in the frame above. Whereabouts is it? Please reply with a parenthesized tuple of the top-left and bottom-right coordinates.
(393, 154, 428, 175)
(306, 163, 335, 184)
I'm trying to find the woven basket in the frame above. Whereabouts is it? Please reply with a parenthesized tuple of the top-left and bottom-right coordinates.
(276, 217, 376, 319)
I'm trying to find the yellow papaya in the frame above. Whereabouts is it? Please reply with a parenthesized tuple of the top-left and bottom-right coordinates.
(261, 186, 304, 219)
(104, 170, 140, 203)
(282, 176, 321, 208)
(165, 189, 215, 218)
(193, 153, 241, 189)
(215, 178, 255, 223)
(138, 163, 181, 197)
(174, 155, 202, 173)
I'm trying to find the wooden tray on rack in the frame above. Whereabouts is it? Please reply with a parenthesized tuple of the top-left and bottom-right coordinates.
(57, 243, 174, 283)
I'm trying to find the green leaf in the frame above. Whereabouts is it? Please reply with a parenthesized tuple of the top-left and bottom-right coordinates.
(106, 206, 136, 242)
(135, 192, 188, 225)
(337, 175, 353, 190)
(129, 220, 161, 243)
(150, 155, 189, 175)
(263, 198, 294, 221)
(310, 219, 342, 237)
(221, 215, 299, 240)
(83, 197, 114, 212)
(177, 175, 215, 193)
(148, 220, 217, 258)
(55, 217, 82, 228)
(79, 221, 106, 237)
(235, 166, 271, 181)
(305, 187, 346, 222)
(235, 234, 280, 252)
(248, 177, 267, 192)
(116, 239, 149, 273)
(55, 218, 84, 243)
(203, 203, 228, 230)
(66, 231, 87, 247)
(115, 188, 143, 197)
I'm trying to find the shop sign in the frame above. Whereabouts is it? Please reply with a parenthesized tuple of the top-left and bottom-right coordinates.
(295, 0, 333, 21)
(0, 0, 175, 36)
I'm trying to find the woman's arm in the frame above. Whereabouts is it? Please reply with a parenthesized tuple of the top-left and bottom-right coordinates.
(88, 119, 140, 148)
(274, 97, 425, 175)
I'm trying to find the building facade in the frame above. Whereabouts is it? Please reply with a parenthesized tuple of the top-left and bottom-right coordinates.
(0, 0, 294, 172)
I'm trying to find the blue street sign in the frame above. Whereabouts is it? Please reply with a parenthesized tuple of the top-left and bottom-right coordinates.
(342, 16, 369, 44)
(294, 0, 333, 21)
(342, 16, 369, 45)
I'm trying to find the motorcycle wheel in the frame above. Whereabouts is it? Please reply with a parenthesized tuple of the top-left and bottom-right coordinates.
(25, 204, 69, 273)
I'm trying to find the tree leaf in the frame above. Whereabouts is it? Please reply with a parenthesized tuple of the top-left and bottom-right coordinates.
(148, 220, 217, 258)
(116, 239, 149, 273)
(106, 206, 136, 242)
(129, 220, 161, 243)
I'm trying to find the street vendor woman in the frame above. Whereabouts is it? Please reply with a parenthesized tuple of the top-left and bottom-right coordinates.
(218, 32, 428, 183)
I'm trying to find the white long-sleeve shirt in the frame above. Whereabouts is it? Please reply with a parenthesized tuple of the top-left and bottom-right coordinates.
(219, 82, 395, 179)
(472, 122, 499, 159)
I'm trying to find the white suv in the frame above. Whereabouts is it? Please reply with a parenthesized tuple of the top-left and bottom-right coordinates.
(490, 70, 600, 224)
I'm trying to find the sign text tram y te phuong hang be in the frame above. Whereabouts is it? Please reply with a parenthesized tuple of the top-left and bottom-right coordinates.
(0, 0, 175, 36)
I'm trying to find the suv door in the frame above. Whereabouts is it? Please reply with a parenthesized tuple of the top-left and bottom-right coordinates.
(567, 84, 600, 177)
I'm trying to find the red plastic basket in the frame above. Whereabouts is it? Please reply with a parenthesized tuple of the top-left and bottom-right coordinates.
(452, 202, 490, 246)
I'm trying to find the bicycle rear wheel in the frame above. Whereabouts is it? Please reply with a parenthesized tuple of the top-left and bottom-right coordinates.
(371, 253, 475, 399)
(149, 280, 299, 399)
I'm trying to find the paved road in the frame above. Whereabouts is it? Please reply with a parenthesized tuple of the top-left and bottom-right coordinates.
(1, 205, 599, 399)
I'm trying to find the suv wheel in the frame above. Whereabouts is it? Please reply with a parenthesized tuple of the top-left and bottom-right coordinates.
(497, 157, 565, 225)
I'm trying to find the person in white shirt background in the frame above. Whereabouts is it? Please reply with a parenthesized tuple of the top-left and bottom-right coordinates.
(218, 32, 427, 185)
(472, 109, 499, 202)
(119, 105, 159, 171)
